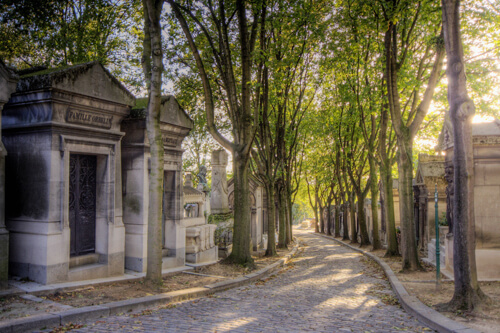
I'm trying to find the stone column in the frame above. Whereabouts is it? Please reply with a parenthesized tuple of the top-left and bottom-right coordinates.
(0, 61, 18, 288)
(210, 149, 229, 214)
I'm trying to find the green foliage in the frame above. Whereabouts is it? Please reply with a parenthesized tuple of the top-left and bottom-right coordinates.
(0, 0, 141, 87)
(439, 212, 448, 227)
(207, 212, 234, 224)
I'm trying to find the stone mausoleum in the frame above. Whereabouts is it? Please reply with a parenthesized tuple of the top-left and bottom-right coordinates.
(121, 96, 193, 272)
(228, 175, 267, 251)
(0, 61, 18, 288)
(2, 62, 135, 284)
(183, 173, 217, 264)
(440, 119, 500, 279)
(412, 154, 447, 255)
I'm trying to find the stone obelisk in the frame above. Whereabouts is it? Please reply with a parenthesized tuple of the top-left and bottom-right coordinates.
(210, 150, 229, 214)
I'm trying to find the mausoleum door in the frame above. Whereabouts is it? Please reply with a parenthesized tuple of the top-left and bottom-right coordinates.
(162, 170, 176, 249)
(69, 154, 97, 257)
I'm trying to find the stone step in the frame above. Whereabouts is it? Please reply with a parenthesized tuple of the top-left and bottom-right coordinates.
(68, 263, 108, 282)
(69, 253, 99, 269)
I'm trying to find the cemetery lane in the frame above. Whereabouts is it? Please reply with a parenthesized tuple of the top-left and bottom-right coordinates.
(72, 229, 433, 333)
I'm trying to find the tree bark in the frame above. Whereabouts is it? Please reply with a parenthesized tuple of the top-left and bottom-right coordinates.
(342, 202, 350, 241)
(442, 0, 486, 310)
(381, 166, 399, 256)
(334, 197, 341, 237)
(143, 0, 165, 286)
(229, 151, 253, 264)
(349, 193, 357, 243)
(396, 136, 420, 270)
(326, 197, 333, 236)
(379, 101, 399, 257)
(265, 182, 277, 256)
(286, 185, 293, 244)
(370, 162, 381, 250)
(356, 192, 370, 246)
(277, 182, 287, 248)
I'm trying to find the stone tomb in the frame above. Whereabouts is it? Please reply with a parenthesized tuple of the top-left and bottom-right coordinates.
(440, 119, 500, 279)
(2, 62, 134, 284)
(121, 96, 192, 272)
(183, 173, 217, 264)
(228, 176, 267, 251)
(412, 154, 447, 256)
(210, 150, 230, 214)
(0, 60, 18, 288)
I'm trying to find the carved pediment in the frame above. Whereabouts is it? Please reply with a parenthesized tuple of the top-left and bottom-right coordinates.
(437, 111, 454, 151)
(16, 62, 135, 106)
(160, 96, 193, 130)
(0, 60, 19, 103)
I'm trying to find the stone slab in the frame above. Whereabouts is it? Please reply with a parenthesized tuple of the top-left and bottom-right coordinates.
(58, 305, 110, 325)
(204, 276, 249, 292)
(0, 313, 60, 333)
(105, 294, 170, 315)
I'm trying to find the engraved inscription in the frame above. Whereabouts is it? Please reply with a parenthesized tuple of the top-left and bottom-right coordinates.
(163, 136, 178, 146)
(67, 109, 113, 129)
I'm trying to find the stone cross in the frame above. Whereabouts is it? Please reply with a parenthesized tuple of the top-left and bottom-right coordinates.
(210, 149, 229, 214)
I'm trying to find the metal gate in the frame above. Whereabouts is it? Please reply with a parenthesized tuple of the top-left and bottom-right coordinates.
(69, 154, 97, 257)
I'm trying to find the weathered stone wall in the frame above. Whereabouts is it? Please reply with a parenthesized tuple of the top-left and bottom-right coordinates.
(0, 60, 19, 288)
(2, 63, 132, 284)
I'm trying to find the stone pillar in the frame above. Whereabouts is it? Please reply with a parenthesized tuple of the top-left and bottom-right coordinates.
(210, 149, 229, 214)
(0, 61, 18, 288)
(185, 172, 193, 188)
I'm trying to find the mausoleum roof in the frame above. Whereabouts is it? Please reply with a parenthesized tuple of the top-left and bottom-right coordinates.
(416, 154, 445, 179)
(15, 61, 135, 106)
(133, 96, 193, 130)
(184, 185, 204, 196)
(0, 59, 19, 103)
(472, 119, 500, 136)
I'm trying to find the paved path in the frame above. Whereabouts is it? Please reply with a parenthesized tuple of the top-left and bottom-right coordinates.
(71, 230, 433, 333)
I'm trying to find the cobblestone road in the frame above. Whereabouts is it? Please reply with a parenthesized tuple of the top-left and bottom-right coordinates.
(72, 230, 433, 332)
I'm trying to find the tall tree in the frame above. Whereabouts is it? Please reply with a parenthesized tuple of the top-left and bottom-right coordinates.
(142, 0, 165, 285)
(1, 0, 137, 68)
(166, 0, 264, 265)
(380, 0, 445, 270)
(441, 0, 486, 311)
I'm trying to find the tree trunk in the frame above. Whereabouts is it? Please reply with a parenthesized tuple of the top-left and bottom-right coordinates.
(319, 205, 325, 234)
(356, 193, 370, 246)
(314, 185, 320, 233)
(265, 182, 277, 256)
(342, 202, 350, 241)
(326, 201, 333, 236)
(334, 198, 341, 237)
(143, 0, 164, 286)
(227, 152, 254, 265)
(442, 0, 485, 310)
(349, 194, 357, 244)
(286, 191, 293, 244)
(370, 160, 381, 250)
(379, 99, 398, 256)
(381, 166, 399, 256)
(397, 136, 421, 270)
(277, 184, 287, 248)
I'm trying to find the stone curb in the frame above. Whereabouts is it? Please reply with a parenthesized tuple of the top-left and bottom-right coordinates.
(315, 233, 480, 333)
(0, 240, 300, 333)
